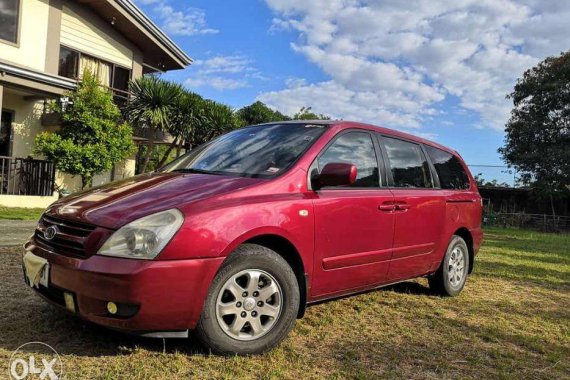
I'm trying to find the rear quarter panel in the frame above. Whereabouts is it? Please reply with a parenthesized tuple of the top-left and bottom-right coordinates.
(429, 186, 482, 269)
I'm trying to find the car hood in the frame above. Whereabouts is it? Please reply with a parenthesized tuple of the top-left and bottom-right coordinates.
(45, 172, 263, 229)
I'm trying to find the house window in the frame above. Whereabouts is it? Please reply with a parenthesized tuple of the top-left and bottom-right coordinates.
(79, 54, 112, 86)
(58, 46, 79, 79)
(0, 0, 20, 44)
(113, 66, 130, 93)
(112, 66, 131, 103)
(58, 46, 132, 100)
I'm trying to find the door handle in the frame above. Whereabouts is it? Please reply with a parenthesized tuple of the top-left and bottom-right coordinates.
(394, 203, 410, 211)
(378, 204, 395, 212)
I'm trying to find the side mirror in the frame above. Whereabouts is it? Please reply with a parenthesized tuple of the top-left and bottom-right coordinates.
(316, 162, 357, 188)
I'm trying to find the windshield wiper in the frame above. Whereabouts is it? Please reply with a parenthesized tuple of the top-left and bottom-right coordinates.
(172, 168, 219, 175)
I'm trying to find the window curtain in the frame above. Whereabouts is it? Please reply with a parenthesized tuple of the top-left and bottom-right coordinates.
(79, 56, 111, 86)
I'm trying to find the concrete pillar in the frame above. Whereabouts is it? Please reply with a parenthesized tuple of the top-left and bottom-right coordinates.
(45, 0, 63, 75)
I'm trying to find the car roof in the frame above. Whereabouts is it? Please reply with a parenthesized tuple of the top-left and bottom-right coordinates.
(251, 120, 461, 157)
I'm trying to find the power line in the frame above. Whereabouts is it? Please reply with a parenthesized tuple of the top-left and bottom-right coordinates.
(467, 164, 510, 168)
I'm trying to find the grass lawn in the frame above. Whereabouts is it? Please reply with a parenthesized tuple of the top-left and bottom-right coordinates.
(0, 206, 44, 220)
(0, 228, 568, 379)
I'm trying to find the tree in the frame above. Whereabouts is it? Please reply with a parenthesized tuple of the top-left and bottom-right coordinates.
(499, 50, 570, 214)
(292, 106, 331, 120)
(156, 90, 205, 168)
(473, 174, 510, 188)
(236, 101, 290, 125)
(34, 71, 135, 189)
(195, 100, 240, 146)
(125, 75, 183, 173)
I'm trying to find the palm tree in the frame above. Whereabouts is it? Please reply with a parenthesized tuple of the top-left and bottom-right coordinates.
(196, 99, 239, 146)
(125, 75, 183, 173)
(156, 90, 205, 167)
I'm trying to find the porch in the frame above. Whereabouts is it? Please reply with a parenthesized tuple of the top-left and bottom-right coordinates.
(0, 156, 58, 208)
(0, 69, 137, 207)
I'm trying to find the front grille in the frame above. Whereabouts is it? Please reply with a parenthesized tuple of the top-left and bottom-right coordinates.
(35, 215, 96, 258)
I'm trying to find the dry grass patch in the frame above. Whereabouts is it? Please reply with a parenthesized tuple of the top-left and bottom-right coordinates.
(0, 228, 568, 379)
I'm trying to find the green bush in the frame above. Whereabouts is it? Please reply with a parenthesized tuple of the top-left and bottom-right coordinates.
(35, 71, 135, 189)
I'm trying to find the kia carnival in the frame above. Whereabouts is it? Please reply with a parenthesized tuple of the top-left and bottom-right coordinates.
(23, 121, 483, 355)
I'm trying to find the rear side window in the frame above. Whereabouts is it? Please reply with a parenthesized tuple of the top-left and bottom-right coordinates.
(318, 132, 379, 188)
(425, 145, 470, 190)
(382, 137, 433, 188)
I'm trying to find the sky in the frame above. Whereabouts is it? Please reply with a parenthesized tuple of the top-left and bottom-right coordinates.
(134, 0, 569, 185)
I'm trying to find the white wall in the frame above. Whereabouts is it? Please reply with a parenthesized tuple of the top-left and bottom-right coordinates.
(0, 0, 50, 72)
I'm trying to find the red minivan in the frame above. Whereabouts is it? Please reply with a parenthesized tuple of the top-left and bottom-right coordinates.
(23, 121, 482, 355)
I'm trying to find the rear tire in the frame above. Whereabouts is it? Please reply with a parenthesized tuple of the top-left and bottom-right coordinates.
(429, 235, 469, 296)
(196, 244, 300, 355)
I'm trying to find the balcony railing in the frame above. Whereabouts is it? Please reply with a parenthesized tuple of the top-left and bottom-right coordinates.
(0, 156, 56, 196)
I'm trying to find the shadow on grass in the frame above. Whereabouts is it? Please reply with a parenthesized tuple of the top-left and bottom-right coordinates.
(0, 302, 209, 357)
(0, 248, 208, 358)
(1, 281, 435, 359)
(384, 280, 433, 296)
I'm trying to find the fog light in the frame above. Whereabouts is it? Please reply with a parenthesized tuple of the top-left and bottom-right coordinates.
(107, 302, 118, 315)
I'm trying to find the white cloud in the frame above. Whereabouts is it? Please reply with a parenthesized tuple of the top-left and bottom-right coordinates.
(261, 0, 570, 131)
(285, 77, 307, 88)
(185, 55, 264, 91)
(135, 0, 217, 36)
(193, 55, 253, 74)
(185, 76, 248, 91)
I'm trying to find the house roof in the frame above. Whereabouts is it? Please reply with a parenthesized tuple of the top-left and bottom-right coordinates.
(78, 0, 192, 71)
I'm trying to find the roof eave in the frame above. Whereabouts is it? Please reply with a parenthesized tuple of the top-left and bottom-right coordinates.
(113, 0, 193, 67)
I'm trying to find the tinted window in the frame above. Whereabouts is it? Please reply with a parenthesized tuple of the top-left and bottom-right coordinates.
(0, 0, 19, 43)
(425, 145, 470, 189)
(162, 124, 326, 178)
(113, 66, 130, 92)
(112, 66, 131, 104)
(383, 137, 433, 188)
(318, 132, 379, 188)
(58, 46, 79, 79)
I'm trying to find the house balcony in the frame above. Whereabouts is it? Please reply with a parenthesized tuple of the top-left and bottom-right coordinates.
(40, 85, 131, 127)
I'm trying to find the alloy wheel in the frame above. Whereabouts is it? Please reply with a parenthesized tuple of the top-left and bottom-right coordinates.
(448, 246, 466, 288)
(215, 269, 282, 341)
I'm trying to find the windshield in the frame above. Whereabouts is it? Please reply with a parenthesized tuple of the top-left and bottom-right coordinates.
(161, 123, 327, 178)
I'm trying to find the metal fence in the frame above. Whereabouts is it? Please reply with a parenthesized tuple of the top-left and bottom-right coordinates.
(0, 156, 56, 196)
(483, 212, 570, 233)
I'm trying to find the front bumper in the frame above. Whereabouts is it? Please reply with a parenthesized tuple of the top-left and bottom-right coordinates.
(24, 240, 224, 333)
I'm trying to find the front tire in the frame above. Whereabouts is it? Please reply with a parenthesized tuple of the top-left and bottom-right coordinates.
(196, 244, 300, 355)
(429, 235, 469, 296)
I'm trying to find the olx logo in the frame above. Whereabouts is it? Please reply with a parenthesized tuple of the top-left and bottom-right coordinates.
(8, 342, 63, 380)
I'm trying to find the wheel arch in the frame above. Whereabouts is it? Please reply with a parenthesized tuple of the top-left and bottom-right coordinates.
(454, 227, 474, 273)
(223, 232, 309, 318)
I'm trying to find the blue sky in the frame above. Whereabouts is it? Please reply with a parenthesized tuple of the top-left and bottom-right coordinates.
(134, 0, 569, 185)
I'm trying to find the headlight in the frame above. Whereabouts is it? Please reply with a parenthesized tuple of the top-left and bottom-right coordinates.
(97, 209, 184, 260)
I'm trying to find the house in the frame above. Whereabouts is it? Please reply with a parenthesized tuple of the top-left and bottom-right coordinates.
(0, 0, 191, 208)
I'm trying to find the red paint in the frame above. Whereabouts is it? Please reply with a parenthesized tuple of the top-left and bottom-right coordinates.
(25, 121, 482, 334)
(318, 162, 358, 187)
